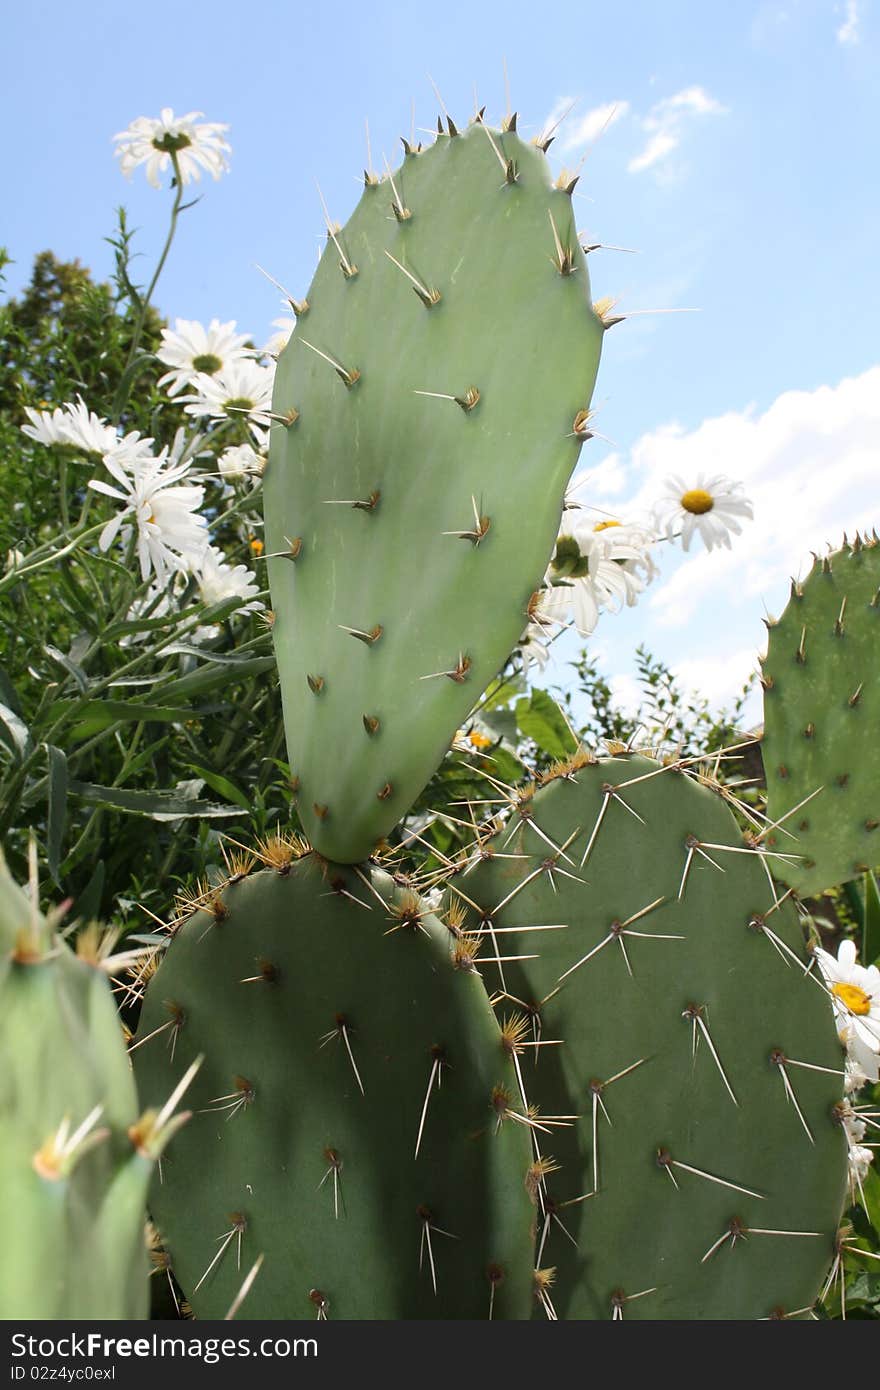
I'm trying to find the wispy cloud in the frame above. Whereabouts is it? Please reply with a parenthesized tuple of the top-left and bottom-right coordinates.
(537, 97, 630, 156)
(628, 86, 726, 175)
(837, 0, 861, 44)
(560, 101, 630, 153)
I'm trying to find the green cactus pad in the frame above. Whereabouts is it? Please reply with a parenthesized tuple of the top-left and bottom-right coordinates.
(461, 753, 848, 1320)
(266, 119, 604, 861)
(0, 854, 147, 1319)
(132, 852, 535, 1319)
(761, 537, 880, 896)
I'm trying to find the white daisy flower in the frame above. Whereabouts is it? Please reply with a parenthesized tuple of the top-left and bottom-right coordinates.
(813, 939, 880, 1077)
(541, 515, 657, 637)
(518, 623, 551, 674)
(113, 109, 231, 189)
(654, 472, 753, 552)
(88, 447, 208, 584)
(845, 1058, 871, 1094)
(181, 359, 275, 443)
(193, 546, 263, 611)
(850, 1143, 874, 1188)
(157, 318, 252, 397)
(218, 443, 265, 481)
(61, 398, 121, 456)
(21, 405, 71, 447)
(21, 397, 118, 456)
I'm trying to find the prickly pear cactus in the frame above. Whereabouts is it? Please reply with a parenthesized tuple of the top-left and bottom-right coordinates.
(761, 536, 880, 896)
(462, 753, 848, 1319)
(132, 845, 535, 1319)
(0, 849, 175, 1319)
(266, 117, 604, 862)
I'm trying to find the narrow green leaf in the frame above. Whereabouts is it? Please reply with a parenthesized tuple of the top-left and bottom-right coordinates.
(185, 764, 251, 810)
(44, 643, 89, 693)
(0, 666, 22, 715)
(72, 859, 105, 924)
(69, 780, 242, 821)
(46, 699, 194, 739)
(45, 744, 68, 885)
(157, 656, 275, 701)
(863, 871, 880, 967)
(0, 701, 31, 762)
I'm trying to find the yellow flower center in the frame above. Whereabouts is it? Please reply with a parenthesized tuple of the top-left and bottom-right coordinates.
(593, 520, 621, 532)
(249, 538, 264, 556)
(680, 488, 714, 515)
(832, 981, 872, 1016)
(468, 731, 492, 750)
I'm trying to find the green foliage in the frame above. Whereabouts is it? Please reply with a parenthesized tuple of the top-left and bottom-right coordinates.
(567, 643, 754, 754)
(0, 245, 282, 922)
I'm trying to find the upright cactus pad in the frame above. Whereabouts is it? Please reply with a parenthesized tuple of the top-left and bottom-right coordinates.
(132, 850, 535, 1319)
(462, 753, 848, 1319)
(761, 537, 880, 896)
(266, 119, 604, 862)
(0, 851, 163, 1319)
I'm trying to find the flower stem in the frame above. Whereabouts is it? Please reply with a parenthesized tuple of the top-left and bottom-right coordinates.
(118, 152, 186, 407)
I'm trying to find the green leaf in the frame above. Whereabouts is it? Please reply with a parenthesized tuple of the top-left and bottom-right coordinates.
(863, 871, 880, 967)
(110, 350, 158, 420)
(68, 780, 243, 821)
(104, 605, 203, 640)
(477, 707, 518, 744)
(44, 643, 89, 693)
(847, 1273, 880, 1305)
(47, 700, 195, 739)
(0, 701, 31, 762)
(162, 643, 270, 665)
(0, 666, 22, 715)
(157, 656, 276, 702)
(72, 859, 105, 925)
(480, 674, 526, 712)
(44, 744, 68, 885)
(184, 764, 251, 810)
(515, 688, 578, 761)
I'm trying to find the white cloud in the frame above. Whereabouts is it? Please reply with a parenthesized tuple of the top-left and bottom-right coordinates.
(616, 366, 880, 629)
(628, 85, 726, 175)
(837, 0, 861, 44)
(628, 132, 678, 173)
(671, 647, 759, 710)
(559, 101, 630, 153)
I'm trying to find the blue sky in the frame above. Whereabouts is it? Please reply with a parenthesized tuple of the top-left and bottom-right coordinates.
(5, 0, 879, 727)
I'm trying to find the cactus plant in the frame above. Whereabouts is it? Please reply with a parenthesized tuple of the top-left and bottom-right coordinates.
(761, 536, 880, 897)
(132, 844, 535, 1319)
(0, 847, 189, 1319)
(460, 752, 849, 1319)
(266, 118, 604, 863)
